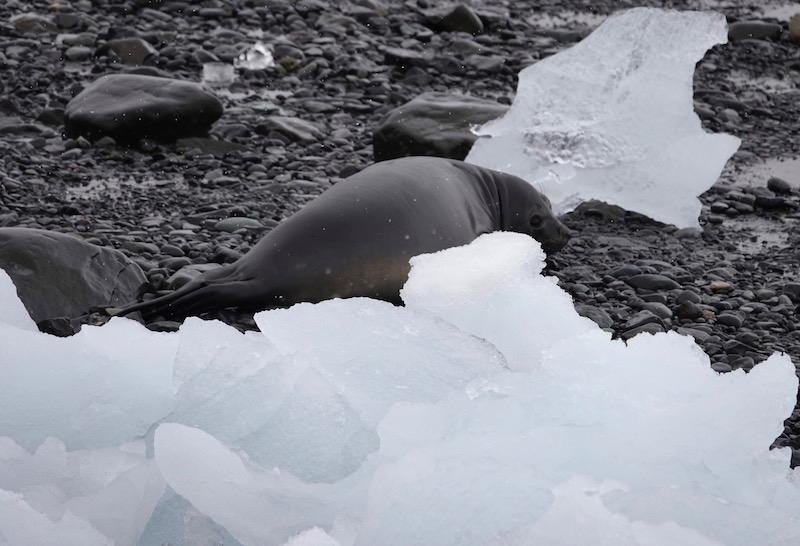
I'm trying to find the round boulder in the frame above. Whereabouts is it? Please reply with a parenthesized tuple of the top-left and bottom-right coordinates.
(373, 92, 507, 161)
(65, 74, 223, 142)
(0, 228, 146, 327)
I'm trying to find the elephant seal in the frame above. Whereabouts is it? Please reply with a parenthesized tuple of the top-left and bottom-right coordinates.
(112, 157, 570, 319)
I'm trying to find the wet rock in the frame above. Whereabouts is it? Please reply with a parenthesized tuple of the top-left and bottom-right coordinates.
(0, 227, 146, 324)
(728, 21, 782, 42)
(626, 274, 680, 291)
(65, 75, 223, 142)
(382, 47, 432, 69)
(106, 38, 158, 65)
(214, 217, 263, 233)
(373, 93, 507, 161)
(709, 280, 733, 293)
(768, 176, 792, 194)
(575, 304, 613, 329)
(423, 4, 484, 35)
(255, 116, 322, 143)
(717, 312, 743, 328)
(621, 321, 665, 341)
(10, 13, 56, 33)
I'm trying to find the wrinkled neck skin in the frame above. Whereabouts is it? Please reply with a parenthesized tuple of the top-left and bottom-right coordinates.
(453, 161, 505, 230)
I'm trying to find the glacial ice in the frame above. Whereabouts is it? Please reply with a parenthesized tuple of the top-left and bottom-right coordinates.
(1, 231, 799, 545)
(234, 42, 275, 71)
(465, 8, 741, 228)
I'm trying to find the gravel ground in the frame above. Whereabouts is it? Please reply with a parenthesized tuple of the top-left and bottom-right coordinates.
(2, 0, 800, 456)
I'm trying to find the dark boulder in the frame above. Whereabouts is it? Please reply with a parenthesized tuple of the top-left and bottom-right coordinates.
(423, 4, 484, 35)
(373, 92, 507, 161)
(0, 228, 146, 329)
(65, 74, 223, 142)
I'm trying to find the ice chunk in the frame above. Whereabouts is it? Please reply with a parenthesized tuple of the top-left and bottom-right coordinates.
(154, 423, 345, 546)
(401, 232, 596, 370)
(0, 317, 177, 450)
(202, 62, 235, 85)
(234, 42, 275, 70)
(138, 488, 246, 546)
(0, 269, 36, 331)
(256, 297, 505, 424)
(0, 489, 111, 546)
(2, 231, 800, 544)
(282, 527, 341, 546)
(0, 438, 163, 545)
(466, 8, 741, 228)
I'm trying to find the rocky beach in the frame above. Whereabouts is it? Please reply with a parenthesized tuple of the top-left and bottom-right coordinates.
(1, 1, 800, 543)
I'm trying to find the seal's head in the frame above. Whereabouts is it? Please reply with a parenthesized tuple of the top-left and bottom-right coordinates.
(496, 173, 571, 254)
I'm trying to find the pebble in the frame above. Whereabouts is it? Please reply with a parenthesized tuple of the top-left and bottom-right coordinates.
(626, 274, 680, 291)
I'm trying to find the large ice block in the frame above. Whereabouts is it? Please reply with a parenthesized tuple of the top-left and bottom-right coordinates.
(466, 8, 741, 228)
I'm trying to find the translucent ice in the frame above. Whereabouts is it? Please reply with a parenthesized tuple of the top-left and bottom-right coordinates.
(1, 230, 800, 544)
(202, 62, 235, 86)
(234, 42, 275, 70)
(0, 269, 36, 331)
(466, 8, 741, 228)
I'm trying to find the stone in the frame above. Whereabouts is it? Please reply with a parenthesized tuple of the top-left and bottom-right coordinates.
(767, 177, 792, 194)
(255, 116, 322, 143)
(10, 13, 56, 33)
(106, 37, 158, 65)
(65, 74, 223, 142)
(64, 45, 92, 62)
(0, 227, 146, 324)
(709, 280, 733, 293)
(728, 21, 782, 41)
(214, 217, 263, 233)
(620, 322, 665, 341)
(790, 14, 800, 43)
(782, 283, 800, 303)
(382, 47, 432, 69)
(423, 4, 484, 35)
(626, 274, 681, 291)
(716, 312, 743, 328)
(575, 305, 613, 329)
(373, 93, 507, 161)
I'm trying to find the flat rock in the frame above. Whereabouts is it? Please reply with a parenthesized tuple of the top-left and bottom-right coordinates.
(728, 21, 782, 41)
(0, 227, 146, 324)
(255, 116, 322, 143)
(373, 92, 507, 161)
(64, 74, 223, 142)
(626, 274, 680, 291)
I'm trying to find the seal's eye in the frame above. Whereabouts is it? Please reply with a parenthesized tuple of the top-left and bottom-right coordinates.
(529, 214, 544, 228)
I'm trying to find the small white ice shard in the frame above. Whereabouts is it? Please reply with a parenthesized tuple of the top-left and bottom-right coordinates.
(466, 8, 741, 228)
(202, 62, 235, 86)
(234, 42, 275, 70)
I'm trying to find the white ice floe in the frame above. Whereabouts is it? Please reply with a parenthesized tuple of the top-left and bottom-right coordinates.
(1, 231, 799, 545)
(466, 7, 741, 228)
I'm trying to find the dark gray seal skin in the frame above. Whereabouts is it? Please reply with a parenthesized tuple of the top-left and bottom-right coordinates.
(111, 156, 570, 320)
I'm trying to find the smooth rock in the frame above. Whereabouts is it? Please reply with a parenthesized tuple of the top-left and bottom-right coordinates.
(0, 227, 146, 324)
(423, 4, 484, 35)
(373, 92, 507, 161)
(65, 74, 223, 142)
